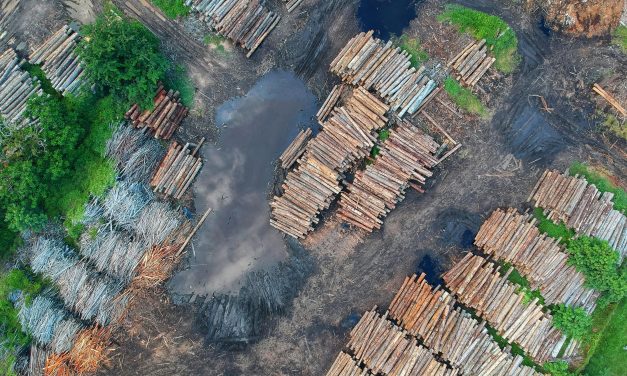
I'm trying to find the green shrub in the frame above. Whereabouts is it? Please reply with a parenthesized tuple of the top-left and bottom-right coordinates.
(151, 0, 189, 19)
(395, 35, 429, 68)
(544, 361, 575, 376)
(551, 304, 592, 339)
(438, 4, 520, 73)
(21, 63, 59, 96)
(378, 129, 390, 142)
(566, 237, 626, 306)
(370, 145, 380, 159)
(443, 77, 489, 118)
(165, 65, 195, 108)
(612, 25, 627, 53)
(569, 162, 626, 214)
(533, 207, 574, 244)
(78, 10, 169, 109)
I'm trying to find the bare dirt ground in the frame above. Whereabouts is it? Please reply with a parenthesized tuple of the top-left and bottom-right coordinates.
(4, 0, 625, 374)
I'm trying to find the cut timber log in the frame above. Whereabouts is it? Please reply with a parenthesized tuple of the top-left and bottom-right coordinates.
(125, 85, 189, 140)
(592, 83, 626, 117)
(279, 128, 312, 169)
(0, 48, 42, 124)
(283, 0, 305, 13)
(150, 141, 203, 199)
(447, 39, 494, 87)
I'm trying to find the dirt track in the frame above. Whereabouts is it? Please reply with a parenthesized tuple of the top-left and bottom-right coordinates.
(9, 0, 624, 374)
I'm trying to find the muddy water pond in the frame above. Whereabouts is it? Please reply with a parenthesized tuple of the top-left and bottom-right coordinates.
(357, 0, 419, 40)
(168, 70, 318, 297)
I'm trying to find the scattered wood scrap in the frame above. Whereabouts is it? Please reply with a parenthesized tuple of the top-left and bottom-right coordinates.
(0, 48, 42, 124)
(447, 39, 495, 87)
(186, 0, 281, 58)
(283, 0, 305, 13)
(528, 170, 626, 259)
(29, 25, 84, 95)
(125, 85, 189, 140)
(330, 31, 437, 117)
(337, 120, 440, 231)
(443, 253, 566, 363)
(475, 208, 598, 312)
(270, 87, 390, 238)
(592, 83, 626, 117)
(279, 128, 312, 169)
(150, 140, 203, 199)
(388, 273, 541, 375)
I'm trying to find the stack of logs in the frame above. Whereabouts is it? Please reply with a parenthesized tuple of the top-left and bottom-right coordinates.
(0, 48, 41, 124)
(326, 352, 371, 376)
(270, 87, 389, 238)
(346, 309, 457, 376)
(475, 208, 599, 312)
(443, 253, 565, 363)
(316, 84, 347, 122)
(279, 128, 312, 169)
(185, 0, 280, 58)
(447, 39, 495, 87)
(150, 140, 203, 199)
(389, 274, 542, 375)
(529, 170, 626, 259)
(330, 31, 437, 117)
(283, 0, 305, 13)
(29, 25, 83, 95)
(337, 120, 440, 231)
(125, 86, 189, 140)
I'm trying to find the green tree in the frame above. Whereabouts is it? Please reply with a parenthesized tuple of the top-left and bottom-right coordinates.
(551, 304, 592, 339)
(78, 10, 168, 109)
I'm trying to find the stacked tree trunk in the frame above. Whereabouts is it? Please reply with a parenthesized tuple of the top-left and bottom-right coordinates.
(270, 87, 389, 238)
(125, 86, 189, 140)
(29, 25, 84, 95)
(447, 39, 495, 87)
(389, 274, 541, 376)
(317, 84, 347, 122)
(0, 48, 42, 124)
(443, 254, 565, 363)
(330, 31, 437, 117)
(185, 0, 280, 58)
(326, 352, 371, 376)
(475, 208, 598, 312)
(279, 128, 312, 169)
(337, 120, 439, 231)
(528, 170, 626, 259)
(346, 310, 457, 376)
(150, 141, 203, 199)
(283, 0, 305, 12)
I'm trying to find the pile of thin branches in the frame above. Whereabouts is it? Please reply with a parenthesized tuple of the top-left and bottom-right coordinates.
(44, 353, 72, 376)
(102, 181, 154, 230)
(131, 243, 182, 290)
(27, 237, 129, 325)
(135, 202, 184, 247)
(67, 326, 112, 373)
(106, 123, 165, 183)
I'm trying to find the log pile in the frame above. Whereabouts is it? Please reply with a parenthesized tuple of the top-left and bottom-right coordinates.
(592, 83, 626, 117)
(29, 25, 84, 95)
(337, 120, 439, 231)
(0, 48, 42, 124)
(279, 128, 312, 169)
(326, 352, 371, 376)
(443, 254, 565, 363)
(528, 170, 626, 259)
(347, 310, 457, 376)
(389, 274, 541, 375)
(475, 208, 598, 312)
(283, 0, 305, 13)
(330, 31, 437, 117)
(317, 84, 347, 122)
(125, 85, 189, 140)
(150, 141, 203, 199)
(270, 87, 390, 238)
(447, 39, 495, 87)
(185, 0, 281, 58)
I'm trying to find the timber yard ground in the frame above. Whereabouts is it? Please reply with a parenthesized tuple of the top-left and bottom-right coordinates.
(5, 0, 626, 375)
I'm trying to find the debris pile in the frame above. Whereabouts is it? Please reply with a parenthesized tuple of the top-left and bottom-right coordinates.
(443, 253, 565, 363)
(529, 170, 626, 258)
(337, 120, 440, 231)
(150, 140, 203, 199)
(475, 208, 598, 312)
(330, 31, 437, 117)
(0, 48, 42, 124)
(270, 87, 389, 238)
(125, 86, 189, 139)
(29, 25, 83, 95)
(447, 39, 495, 87)
(185, 0, 281, 57)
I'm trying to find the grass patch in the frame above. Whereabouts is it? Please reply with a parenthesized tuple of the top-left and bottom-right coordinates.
(395, 35, 429, 68)
(438, 4, 520, 73)
(612, 25, 627, 53)
(204, 33, 227, 54)
(165, 64, 195, 108)
(443, 77, 489, 118)
(150, 0, 189, 19)
(532, 207, 575, 244)
(582, 299, 626, 375)
(569, 162, 626, 214)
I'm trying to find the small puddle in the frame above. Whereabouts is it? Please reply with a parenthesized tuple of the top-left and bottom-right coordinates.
(357, 0, 419, 40)
(168, 70, 318, 297)
(416, 254, 443, 285)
